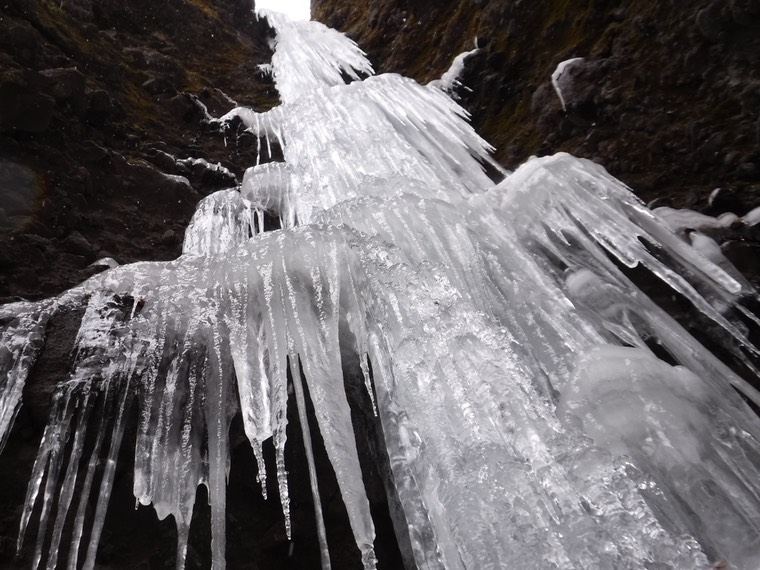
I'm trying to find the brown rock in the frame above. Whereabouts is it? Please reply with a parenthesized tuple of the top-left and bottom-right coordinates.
(59, 0, 95, 21)
(86, 89, 116, 123)
(63, 231, 95, 258)
(39, 67, 87, 105)
(0, 80, 55, 133)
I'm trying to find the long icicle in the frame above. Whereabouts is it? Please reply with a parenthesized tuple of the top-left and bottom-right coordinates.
(45, 388, 93, 570)
(82, 373, 134, 570)
(30, 391, 75, 570)
(207, 317, 231, 570)
(291, 356, 332, 569)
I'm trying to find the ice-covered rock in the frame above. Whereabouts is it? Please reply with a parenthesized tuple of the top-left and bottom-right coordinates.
(428, 41, 479, 95)
(551, 57, 584, 111)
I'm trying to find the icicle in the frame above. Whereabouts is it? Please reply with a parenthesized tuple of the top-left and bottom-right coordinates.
(342, 253, 376, 415)
(67, 374, 115, 570)
(260, 255, 292, 536)
(290, 356, 331, 569)
(44, 388, 93, 570)
(255, 114, 261, 166)
(256, 208, 265, 236)
(172, 348, 204, 570)
(22, 390, 75, 570)
(264, 115, 273, 160)
(82, 373, 134, 570)
(272, 110, 286, 153)
(206, 318, 232, 570)
(0, 300, 55, 450)
(278, 234, 377, 569)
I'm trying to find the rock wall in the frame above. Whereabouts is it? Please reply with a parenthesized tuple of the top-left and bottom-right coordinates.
(0, 0, 275, 301)
(312, 0, 760, 211)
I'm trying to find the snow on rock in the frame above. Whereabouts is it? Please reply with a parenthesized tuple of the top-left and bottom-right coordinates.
(744, 205, 760, 226)
(2, 10, 760, 570)
(89, 257, 119, 269)
(551, 57, 584, 111)
(654, 205, 739, 233)
(158, 171, 192, 189)
(176, 157, 236, 181)
(428, 42, 479, 95)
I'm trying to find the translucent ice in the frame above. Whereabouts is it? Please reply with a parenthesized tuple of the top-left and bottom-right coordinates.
(257, 9, 374, 105)
(0, 300, 56, 451)
(183, 189, 258, 255)
(2, 9, 760, 570)
(559, 346, 760, 567)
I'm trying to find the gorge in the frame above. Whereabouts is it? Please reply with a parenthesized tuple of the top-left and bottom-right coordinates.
(1, 2, 760, 569)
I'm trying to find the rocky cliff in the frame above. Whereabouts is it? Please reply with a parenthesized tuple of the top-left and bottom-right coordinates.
(0, 0, 275, 301)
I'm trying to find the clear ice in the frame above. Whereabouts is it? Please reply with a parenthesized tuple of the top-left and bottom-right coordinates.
(1, 7, 760, 570)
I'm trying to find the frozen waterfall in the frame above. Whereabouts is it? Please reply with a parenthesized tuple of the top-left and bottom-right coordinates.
(2, 7, 760, 570)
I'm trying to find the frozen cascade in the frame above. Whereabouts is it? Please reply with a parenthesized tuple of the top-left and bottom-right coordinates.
(183, 189, 258, 255)
(1, 7, 760, 570)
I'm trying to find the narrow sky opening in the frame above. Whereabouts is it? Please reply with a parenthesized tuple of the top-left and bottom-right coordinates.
(256, 0, 310, 20)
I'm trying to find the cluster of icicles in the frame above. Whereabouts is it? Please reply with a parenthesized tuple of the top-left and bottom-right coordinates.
(2, 8, 760, 570)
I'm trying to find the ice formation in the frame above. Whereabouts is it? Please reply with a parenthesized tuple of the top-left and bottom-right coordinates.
(2, 7, 760, 570)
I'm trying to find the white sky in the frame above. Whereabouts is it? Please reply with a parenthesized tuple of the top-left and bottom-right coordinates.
(256, 0, 311, 20)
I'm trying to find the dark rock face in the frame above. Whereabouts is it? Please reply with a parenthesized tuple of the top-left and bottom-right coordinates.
(312, 0, 760, 210)
(0, 0, 277, 301)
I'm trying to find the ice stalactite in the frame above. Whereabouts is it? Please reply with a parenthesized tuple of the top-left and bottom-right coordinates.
(0, 299, 56, 452)
(2, 7, 760, 570)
